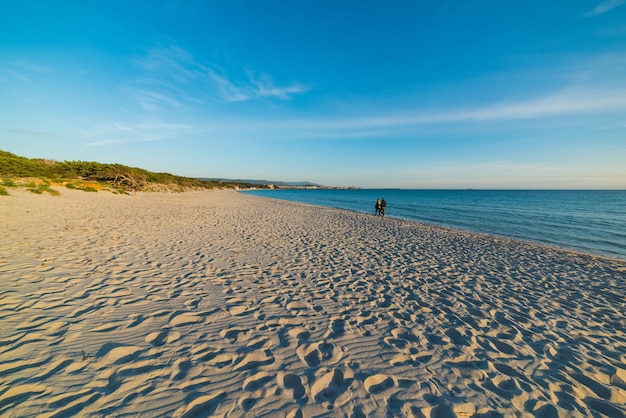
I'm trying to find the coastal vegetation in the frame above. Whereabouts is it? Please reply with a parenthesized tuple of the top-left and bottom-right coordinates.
(0, 150, 268, 195)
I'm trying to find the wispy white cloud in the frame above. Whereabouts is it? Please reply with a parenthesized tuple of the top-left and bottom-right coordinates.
(198, 86, 626, 142)
(128, 88, 184, 111)
(84, 139, 125, 147)
(132, 44, 205, 84)
(245, 70, 310, 100)
(128, 44, 209, 110)
(207, 69, 309, 102)
(257, 83, 309, 99)
(128, 42, 310, 108)
(209, 72, 250, 102)
(83, 120, 194, 146)
(439, 89, 626, 122)
(4, 69, 31, 84)
(317, 88, 626, 131)
(13, 60, 53, 73)
(0, 128, 48, 136)
(1, 60, 53, 84)
(586, 0, 625, 17)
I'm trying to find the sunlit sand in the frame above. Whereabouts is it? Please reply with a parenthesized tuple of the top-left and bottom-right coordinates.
(1, 189, 625, 417)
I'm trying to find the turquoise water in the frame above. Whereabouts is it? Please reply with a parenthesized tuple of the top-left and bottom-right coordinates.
(243, 189, 626, 261)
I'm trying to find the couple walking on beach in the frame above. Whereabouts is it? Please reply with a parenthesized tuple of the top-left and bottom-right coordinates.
(375, 198, 386, 216)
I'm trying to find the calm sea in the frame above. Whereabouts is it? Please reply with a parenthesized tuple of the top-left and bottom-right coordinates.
(243, 189, 626, 261)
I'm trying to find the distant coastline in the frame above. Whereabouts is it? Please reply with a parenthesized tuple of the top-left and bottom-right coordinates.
(199, 177, 359, 190)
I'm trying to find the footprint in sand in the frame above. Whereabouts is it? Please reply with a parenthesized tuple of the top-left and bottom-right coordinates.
(482, 374, 523, 400)
(286, 407, 303, 418)
(324, 316, 346, 338)
(296, 341, 343, 367)
(171, 358, 192, 380)
(382, 326, 424, 359)
(95, 343, 143, 366)
(237, 335, 271, 351)
(173, 391, 225, 418)
(233, 350, 274, 372)
(288, 327, 310, 341)
(278, 372, 307, 400)
(311, 368, 345, 403)
(443, 357, 489, 379)
(184, 298, 200, 309)
(220, 326, 248, 342)
(286, 300, 310, 315)
(364, 374, 395, 395)
(126, 313, 146, 328)
(443, 326, 472, 346)
(227, 304, 258, 317)
(239, 396, 257, 412)
(190, 343, 222, 362)
(207, 353, 234, 368)
(169, 311, 203, 327)
(243, 371, 274, 392)
(145, 329, 181, 346)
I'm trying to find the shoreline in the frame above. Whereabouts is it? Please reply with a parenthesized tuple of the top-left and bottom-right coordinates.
(246, 192, 626, 264)
(1, 189, 625, 417)
(243, 188, 626, 263)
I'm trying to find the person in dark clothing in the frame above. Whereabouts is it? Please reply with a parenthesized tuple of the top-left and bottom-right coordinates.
(380, 198, 386, 216)
(375, 199, 381, 215)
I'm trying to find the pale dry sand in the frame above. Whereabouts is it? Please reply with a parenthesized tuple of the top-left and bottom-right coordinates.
(1, 188, 625, 417)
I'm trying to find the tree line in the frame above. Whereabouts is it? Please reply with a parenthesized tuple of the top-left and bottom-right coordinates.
(0, 150, 267, 191)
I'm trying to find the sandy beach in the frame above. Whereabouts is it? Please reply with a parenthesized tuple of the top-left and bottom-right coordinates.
(1, 188, 625, 417)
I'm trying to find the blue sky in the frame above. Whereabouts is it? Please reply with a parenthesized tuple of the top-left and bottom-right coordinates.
(1, 1, 625, 188)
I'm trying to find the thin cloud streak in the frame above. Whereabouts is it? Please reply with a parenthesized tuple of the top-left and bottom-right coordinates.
(210, 88, 626, 139)
(83, 120, 195, 146)
(254, 82, 309, 100)
(13, 60, 53, 73)
(2, 60, 54, 84)
(247, 70, 310, 100)
(1, 128, 49, 136)
(129, 88, 184, 111)
(209, 72, 250, 102)
(5, 69, 31, 84)
(98, 83, 626, 145)
(208, 69, 310, 102)
(586, 0, 625, 16)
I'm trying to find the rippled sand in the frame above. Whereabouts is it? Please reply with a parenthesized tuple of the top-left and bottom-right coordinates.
(1, 188, 625, 417)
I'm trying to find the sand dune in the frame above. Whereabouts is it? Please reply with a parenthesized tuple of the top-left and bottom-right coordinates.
(1, 188, 625, 417)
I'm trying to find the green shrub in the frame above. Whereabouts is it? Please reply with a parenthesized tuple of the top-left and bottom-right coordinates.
(28, 184, 59, 196)
(1, 149, 267, 191)
(0, 185, 8, 196)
